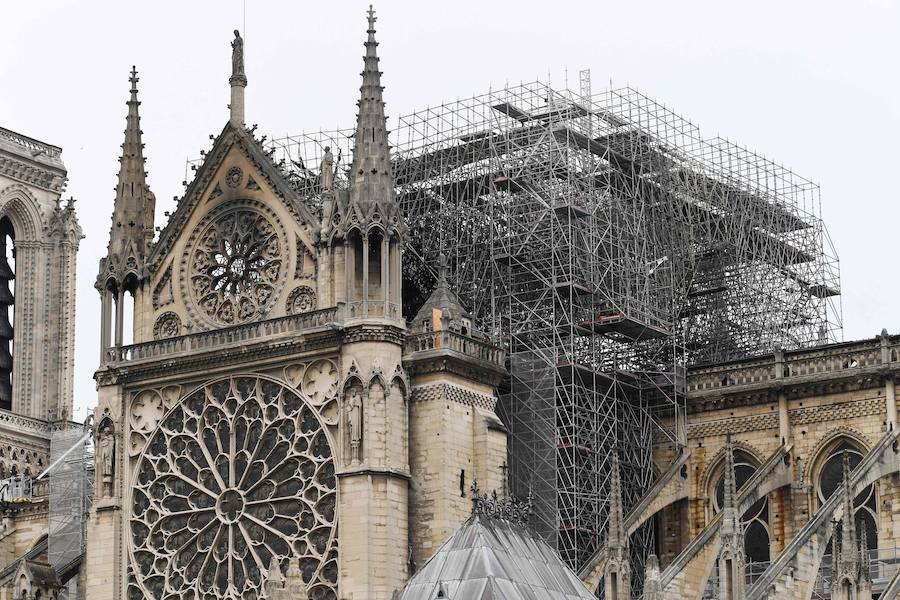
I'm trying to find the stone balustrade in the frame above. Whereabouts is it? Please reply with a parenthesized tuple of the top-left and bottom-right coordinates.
(688, 336, 900, 394)
(0, 409, 51, 436)
(0, 126, 63, 158)
(106, 306, 342, 364)
(405, 330, 505, 366)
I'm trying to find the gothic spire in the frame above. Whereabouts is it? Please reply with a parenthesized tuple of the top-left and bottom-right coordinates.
(347, 5, 396, 224)
(840, 451, 858, 565)
(103, 66, 155, 273)
(608, 450, 626, 550)
(723, 435, 737, 513)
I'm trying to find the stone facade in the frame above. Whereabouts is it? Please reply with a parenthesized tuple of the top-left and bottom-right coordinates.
(641, 333, 900, 599)
(83, 9, 508, 600)
(0, 125, 80, 599)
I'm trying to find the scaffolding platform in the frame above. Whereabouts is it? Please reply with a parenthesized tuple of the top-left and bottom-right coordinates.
(578, 312, 671, 341)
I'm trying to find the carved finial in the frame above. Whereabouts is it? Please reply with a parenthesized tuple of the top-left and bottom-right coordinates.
(437, 253, 448, 283)
(840, 450, 857, 562)
(367, 4, 376, 33)
(723, 434, 736, 511)
(265, 556, 285, 589)
(129, 66, 139, 101)
(608, 449, 626, 549)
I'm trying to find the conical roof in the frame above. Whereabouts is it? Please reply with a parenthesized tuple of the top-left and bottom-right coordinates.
(412, 254, 472, 330)
(394, 514, 596, 599)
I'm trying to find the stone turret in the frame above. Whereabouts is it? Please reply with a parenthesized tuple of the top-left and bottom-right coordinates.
(97, 67, 156, 358)
(323, 5, 404, 322)
(604, 451, 631, 600)
(335, 8, 412, 598)
(404, 254, 507, 569)
(717, 435, 745, 600)
(832, 451, 873, 600)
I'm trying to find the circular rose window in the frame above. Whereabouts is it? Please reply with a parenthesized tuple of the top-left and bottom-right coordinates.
(128, 376, 337, 600)
(186, 206, 284, 326)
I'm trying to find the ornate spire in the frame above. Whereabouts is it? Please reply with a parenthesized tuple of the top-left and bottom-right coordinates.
(723, 434, 737, 514)
(100, 66, 155, 286)
(346, 5, 398, 229)
(840, 451, 858, 565)
(608, 450, 626, 550)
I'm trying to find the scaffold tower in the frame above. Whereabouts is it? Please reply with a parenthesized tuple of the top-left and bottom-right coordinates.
(240, 74, 841, 584)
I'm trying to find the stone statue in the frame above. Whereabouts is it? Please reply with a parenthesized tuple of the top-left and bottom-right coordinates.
(99, 426, 116, 497)
(347, 387, 363, 464)
(320, 146, 334, 193)
(231, 30, 245, 77)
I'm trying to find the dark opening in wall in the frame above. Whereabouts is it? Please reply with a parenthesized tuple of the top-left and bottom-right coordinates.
(0, 217, 15, 411)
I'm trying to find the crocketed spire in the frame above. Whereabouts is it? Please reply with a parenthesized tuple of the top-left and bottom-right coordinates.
(339, 5, 402, 237)
(608, 450, 626, 550)
(99, 66, 156, 288)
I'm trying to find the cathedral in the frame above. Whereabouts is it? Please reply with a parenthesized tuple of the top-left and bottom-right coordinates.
(1, 6, 900, 600)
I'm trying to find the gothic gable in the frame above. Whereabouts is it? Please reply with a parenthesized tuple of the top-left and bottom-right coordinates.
(141, 122, 322, 338)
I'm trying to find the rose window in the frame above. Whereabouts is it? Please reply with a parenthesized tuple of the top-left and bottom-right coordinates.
(189, 209, 283, 325)
(129, 376, 338, 600)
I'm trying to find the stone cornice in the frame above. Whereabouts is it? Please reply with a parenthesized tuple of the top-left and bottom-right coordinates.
(0, 410, 51, 440)
(0, 127, 66, 193)
(687, 363, 900, 414)
(404, 350, 506, 386)
(341, 323, 406, 345)
(96, 329, 342, 386)
(335, 466, 411, 481)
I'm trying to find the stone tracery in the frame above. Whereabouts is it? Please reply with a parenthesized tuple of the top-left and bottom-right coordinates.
(128, 376, 337, 600)
(186, 208, 284, 326)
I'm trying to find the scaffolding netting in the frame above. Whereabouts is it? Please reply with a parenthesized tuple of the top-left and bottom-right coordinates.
(49, 425, 93, 576)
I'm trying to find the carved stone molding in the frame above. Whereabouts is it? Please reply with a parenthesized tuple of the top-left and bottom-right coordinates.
(152, 311, 182, 340)
(286, 285, 317, 315)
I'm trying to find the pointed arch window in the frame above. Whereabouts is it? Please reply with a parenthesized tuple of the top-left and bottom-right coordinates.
(815, 440, 878, 552)
(710, 450, 771, 563)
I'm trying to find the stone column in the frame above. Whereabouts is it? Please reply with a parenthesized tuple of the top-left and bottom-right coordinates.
(778, 391, 790, 444)
(344, 240, 353, 305)
(774, 348, 791, 444)
(381, 236, 389, 308)
(362, 235, 369, 313)
(881, 330, 896, 430)
(100, 290, 112, 362)
(114, 288, 124, 347)
(229, 74, 247, 126)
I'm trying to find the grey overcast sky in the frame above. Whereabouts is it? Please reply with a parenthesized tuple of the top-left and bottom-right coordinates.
(2, 1, 898, 419)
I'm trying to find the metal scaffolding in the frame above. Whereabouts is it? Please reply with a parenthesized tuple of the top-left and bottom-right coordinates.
(257, 74, 841, 581)
(48, 423, 94, 590)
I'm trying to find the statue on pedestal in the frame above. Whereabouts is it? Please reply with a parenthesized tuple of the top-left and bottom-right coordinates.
(320, 147, 334, 193)
(99, 426, 116, 497)
(231, 30, 245, 78)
